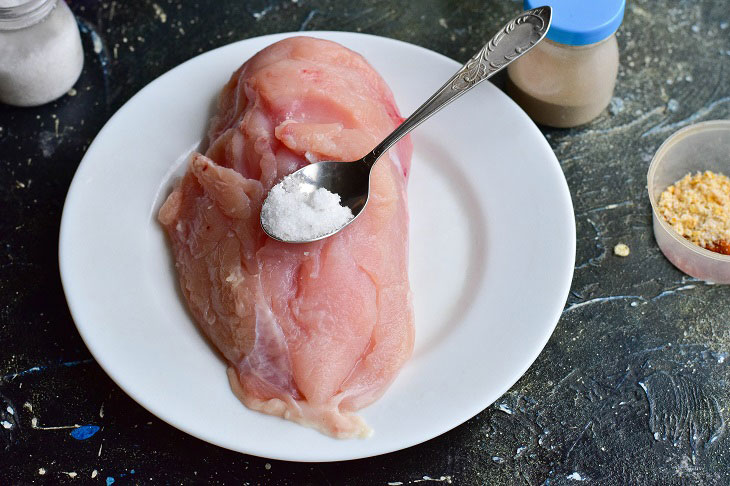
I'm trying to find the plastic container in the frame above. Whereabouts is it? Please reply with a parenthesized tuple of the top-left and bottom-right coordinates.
(507, 0, 625, 128)
(647, 120, 730, 284)
(0, 0, 83, 107)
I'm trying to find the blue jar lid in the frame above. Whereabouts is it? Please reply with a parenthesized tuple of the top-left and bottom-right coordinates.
(524, 0, 625, 46)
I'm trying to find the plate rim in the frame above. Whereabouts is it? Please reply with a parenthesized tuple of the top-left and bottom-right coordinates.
(59, 30, 576, 462)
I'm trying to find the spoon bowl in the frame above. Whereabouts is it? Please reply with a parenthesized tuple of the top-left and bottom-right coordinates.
(262, 160, 372, 243)
(262, 6, 552, 243)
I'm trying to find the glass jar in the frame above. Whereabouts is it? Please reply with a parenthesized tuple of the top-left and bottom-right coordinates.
(0, 0, 83, 107)
(507, 0, 625, 128)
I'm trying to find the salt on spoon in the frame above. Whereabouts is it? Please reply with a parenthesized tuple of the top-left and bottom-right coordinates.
(261, 172, 354, 242)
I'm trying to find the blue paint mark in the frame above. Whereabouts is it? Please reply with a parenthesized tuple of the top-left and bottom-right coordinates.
(62, 359, 93, 368)
(2, 366, 42, 380)
(70, 425, 100, 440)
(75, 19, 112, 109)
(1, 359, 94, 381)
(113, 469, 136, 479)
(106, 477, 115, 486)
(299, 9, 319, 31)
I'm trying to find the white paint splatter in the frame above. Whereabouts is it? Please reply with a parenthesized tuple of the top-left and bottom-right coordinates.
(652, 285, 696, 301)
(388, 483, 403, 486)
(1, 421, 12, 429)
(413, 477, 452, 484)
(264, 463, 271, 470)
(567, 472, 586, 481)
(38, 468, 46, 475)
(92, 32, 102, 54)
(23, 402, 32, 412)
(492, 456, 505, 464)
(609, 97, 624, 115)
(438, 18, 448, 28)
(252, 5, 273, 20)
(667, 99, 679, 112)
(564, 295, 645, 313)
(152, 3, 167, 23)
(497, 403, 513, 415)
(6, 406, 14, 415)
(643, 96, 730, 137)
(92, 470, 98, 479)
(31, 417, 80, 430)
(62, 472, 78, 478)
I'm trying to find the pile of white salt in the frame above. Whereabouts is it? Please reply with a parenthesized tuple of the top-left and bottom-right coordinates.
(261, 173, 354, 242)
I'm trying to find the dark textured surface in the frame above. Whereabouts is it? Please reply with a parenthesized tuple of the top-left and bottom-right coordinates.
(1, 0, 729, 484)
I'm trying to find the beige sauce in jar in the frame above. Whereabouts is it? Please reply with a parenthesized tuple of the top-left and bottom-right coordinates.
(507, 0, 625, 128)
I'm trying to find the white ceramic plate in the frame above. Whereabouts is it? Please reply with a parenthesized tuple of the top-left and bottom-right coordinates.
(59, 32, 575, 462)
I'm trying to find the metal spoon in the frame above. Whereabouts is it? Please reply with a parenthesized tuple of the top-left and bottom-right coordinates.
(262, 6, 552, 243)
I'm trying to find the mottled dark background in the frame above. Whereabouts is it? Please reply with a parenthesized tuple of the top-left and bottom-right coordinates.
(2, 0, 730, 484)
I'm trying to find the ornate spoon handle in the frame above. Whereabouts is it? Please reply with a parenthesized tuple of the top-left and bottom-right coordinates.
(362, 6, 552, 168)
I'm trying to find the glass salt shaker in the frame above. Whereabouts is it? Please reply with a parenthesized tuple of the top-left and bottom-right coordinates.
(0, 0, 83, 107)
(507, 0, 625, 128)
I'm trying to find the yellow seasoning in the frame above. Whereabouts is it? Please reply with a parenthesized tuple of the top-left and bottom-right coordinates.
(613, 243, 630, 257)
(658, 170, 730, 255)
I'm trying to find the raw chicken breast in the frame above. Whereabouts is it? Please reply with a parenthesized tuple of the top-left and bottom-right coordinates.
(158, 37, 414, 438)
